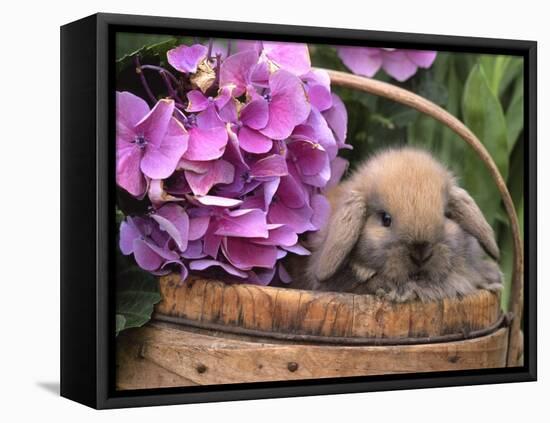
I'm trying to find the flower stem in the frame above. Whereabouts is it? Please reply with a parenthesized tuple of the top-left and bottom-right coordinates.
(226, 40, 232, 57)
(207, 38, 214, 60)
(140, 65, 179, 85)
(161, 71, 184, 104)
(138, 64, 184, 104)
(134, 56, 157, 105)
(215, 53, 222, 86)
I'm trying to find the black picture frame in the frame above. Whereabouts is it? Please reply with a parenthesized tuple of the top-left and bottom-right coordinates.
(60, 12, 537, 409)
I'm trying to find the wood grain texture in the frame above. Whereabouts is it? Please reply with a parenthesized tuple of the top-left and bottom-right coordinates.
(116, 322, 509, 389)
(155, 274, 501, 340)
(116, 334, 197, 390)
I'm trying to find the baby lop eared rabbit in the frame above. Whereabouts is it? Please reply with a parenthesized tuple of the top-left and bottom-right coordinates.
(291, 147, 502, 302)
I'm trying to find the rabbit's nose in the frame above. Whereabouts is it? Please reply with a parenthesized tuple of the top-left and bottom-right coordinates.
(409, 242, 433, 266)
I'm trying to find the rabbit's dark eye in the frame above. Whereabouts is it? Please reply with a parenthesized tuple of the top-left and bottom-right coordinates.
(380, 211, 392, 227)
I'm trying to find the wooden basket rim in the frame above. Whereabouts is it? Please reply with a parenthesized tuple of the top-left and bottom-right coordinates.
(155, 275, 505, 344)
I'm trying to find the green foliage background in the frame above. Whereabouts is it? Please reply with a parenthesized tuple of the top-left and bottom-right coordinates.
(115, 34, 524, 333)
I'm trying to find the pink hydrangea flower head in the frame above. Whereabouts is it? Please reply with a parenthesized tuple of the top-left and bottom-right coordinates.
(337, 47, 437, 82)
(117, 39, 352, 286)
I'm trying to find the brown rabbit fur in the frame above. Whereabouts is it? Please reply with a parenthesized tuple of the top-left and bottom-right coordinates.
(286, 147, 502, 302)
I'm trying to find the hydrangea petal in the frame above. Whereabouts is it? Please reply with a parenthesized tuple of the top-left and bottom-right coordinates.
(323, 94, 348, 147)
(214, 86, 233, 110)
(289, 140, 328, 176)
(236, 40, 262, 53)
(303, 68, 331, 88)
(250, 61, 270, 88)
(278, 173, 306, 208)
(282, 243, 311, 256)
(219, 50, 259, 96)
(325, 157, 349, 190)
(225, 124, 249, 166)
(177, 158, 210, 173)
(338, 47, 383, 77)
(307, 83, 333, 112)
(182, 240, 206, 259)
(186, 90, 210, 112)
(240, 194, 265, 210)
(406, 50, 437, 68)
(253, 224, 298, 247)
(268, 201, 314, 234)
(132, 239, 164, 271)
(186, 159, 235, 196)
(196, 104, 225, 129)
(204, 231, 222, 257)
(240, 98, 269, 130)
(310, 193, 330, 230)
(184, 126, 228, 160)
(303, 69, 332, 111)
(263, 178, 280, 209)
(140, 117, 188, 179)
(117, 91, 150, 128)
(260, 70, 311, 140)
(246, 267, 276, 285)
(119, 218, 141, 255)
(217, 98, 238, 123)
(143, 238, 179, 261)
(188, 216, 211, 240)
(238, 127, 273, 154)
(276, 248, 288, 259)
(190, 259, 248, 278)
(263, 42, 311, 75)
(222, 238, 278, 270)
(135, 99, 174, 147)
(381, 50, 418, 82)
(302, 109, 338, 160)
(148, 179, 183, 207)
(250, 154, 288, 179)
(215, 208, 268, 238)
(194, 195, 242, 207)
(152, 204, 190, 251)
(167, 44, 208, 73)
(116, 143, 146, 197)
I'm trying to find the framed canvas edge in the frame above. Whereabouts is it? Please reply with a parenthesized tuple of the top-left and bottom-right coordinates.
(61, 12, 537, 409)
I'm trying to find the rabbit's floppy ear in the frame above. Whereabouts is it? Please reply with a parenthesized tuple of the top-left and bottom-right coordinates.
(313, 189, 367, 281)
(448, 185, 500, 260)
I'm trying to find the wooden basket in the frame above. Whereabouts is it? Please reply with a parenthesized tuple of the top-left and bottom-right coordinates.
(116, 69, 524, 390)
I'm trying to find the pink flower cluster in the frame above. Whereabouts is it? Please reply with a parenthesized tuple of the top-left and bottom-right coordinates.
(337, 47, 437, 82)
(117, 40, 350, 285)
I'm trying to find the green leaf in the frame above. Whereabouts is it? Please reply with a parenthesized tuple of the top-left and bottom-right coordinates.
(408, 113, 438, 151)
(115, 266, 161, 335)
(498, 196, 523, 310)
(498, 57, 524, 99)
(462, 64, 509, 229)
(116, 37, 179, 75)
(438, 59, 466, 175)
(115, 314, 127, 336)
(116, 33, 177, 60)
(479, 55, 512, 96)
(505, 75, 524, 152)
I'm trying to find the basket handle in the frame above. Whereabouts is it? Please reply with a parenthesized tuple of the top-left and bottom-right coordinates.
(323, 68, 524, 366)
